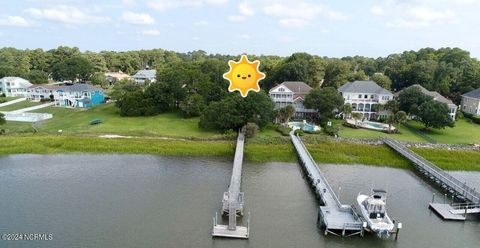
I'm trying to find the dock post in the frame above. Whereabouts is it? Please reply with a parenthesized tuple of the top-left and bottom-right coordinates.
(444, 194, 447, 204)
(464, 207, 467, 217)
(431, 193, 435, 203)
(395, 222, 402, 241)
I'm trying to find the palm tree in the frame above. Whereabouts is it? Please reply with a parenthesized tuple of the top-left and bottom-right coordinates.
(386, 111, 407, 133)
(351, 112, 363, 127)
(341, 104, 352, 119)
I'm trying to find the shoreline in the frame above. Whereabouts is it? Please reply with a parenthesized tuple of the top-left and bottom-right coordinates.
(1, 135, 479, 171)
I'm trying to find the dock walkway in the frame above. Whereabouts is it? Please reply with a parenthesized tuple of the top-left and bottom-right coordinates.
(290, 132, 364, 236)
(383, 138, 480, 220)
(212, 131, 249, 239)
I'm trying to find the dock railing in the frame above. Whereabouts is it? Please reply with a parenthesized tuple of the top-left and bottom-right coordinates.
(295, 133, 343, 209)
(383, 138, 480, 204)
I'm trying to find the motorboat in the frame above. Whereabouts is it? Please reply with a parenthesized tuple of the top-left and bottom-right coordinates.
(356, 189, 395, 238)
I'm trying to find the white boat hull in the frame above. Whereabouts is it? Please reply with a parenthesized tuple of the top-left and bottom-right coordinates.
(356, 194, 395, 238)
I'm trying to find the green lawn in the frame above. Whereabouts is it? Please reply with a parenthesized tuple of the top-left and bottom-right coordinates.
(0, 96, 20, 103)
(0, 100, 42, 111)
(332, 119, 480, 144)
(407, 119, 480, 144)
(2, 103, 222, 138)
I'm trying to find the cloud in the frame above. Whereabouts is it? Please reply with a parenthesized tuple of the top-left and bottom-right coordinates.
(0, 16, 32, 27)
(122, 0, 137, 7)
(386, 19, 429, 28)
(278, 35, 297, 43)
(278, 18, 308, 28)
(409, 7, 455, 22)
(240, 34, 250, 40)
(122, 11, 156, 25)
(147, 0, 225, 11)
(371, 5, 385, 16)
(228, 15, 247, 22)
(194, 20, 208, 26)
(238, 1, 254, 16)
(25, 6, 110, 25)
(142, 29, 160, 36)
(263, 1, 348, 27)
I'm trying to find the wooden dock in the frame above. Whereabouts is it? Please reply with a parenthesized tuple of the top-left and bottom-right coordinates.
(383, 138, 480, 220)
(383, 138, 480, 204)
(212, 131, 249, 239)
(291, 132, 365, 237)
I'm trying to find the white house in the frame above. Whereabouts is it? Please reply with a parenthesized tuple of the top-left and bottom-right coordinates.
(132, 69, 156, 85)
(269, 81, 316, 119)
(338, 80, 393, 120)
(0, 77, 33, 97)
(395, 84, 457, 120)
(461, 88, 480, 116)
(105, 71, 131, 85)
(26, 85, 58, 101)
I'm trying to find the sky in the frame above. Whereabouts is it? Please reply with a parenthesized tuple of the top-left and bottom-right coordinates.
(1, 0, 480, 58)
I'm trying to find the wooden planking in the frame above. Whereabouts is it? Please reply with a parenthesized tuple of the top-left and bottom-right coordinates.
(429, 203, 466, 220)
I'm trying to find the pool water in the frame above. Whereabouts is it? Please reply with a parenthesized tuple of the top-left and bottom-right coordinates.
(288, 121, 320, 132)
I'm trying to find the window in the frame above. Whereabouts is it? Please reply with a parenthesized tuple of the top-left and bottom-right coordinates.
(364, 94, 368, 99)
(358, 94, 362, 99)
(370, 95, 374, 99)
(279, 88, 285, 92)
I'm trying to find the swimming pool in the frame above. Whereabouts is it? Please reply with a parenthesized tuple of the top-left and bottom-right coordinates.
(288, 121, 321, 132)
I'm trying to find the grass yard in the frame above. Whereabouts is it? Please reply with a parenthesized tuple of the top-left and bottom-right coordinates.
(332, 119, 480, 144)
(2, 103, 221, 138)
(0, 96, 20, 103)
(406, 119, 480, 144)
(412, 147, 480, 171)
(0, 100, 42, 111)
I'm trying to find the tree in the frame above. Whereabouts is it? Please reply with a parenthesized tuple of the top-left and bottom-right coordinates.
(304, 87, 344, 121)
(276, 105, 295, 124)
(27, 70, 48, 84)
(51, 56, 95, 81)
(340, 104, 352, 119)
(90, 72, 108, 87)
(180, 94, 205, 117)
(116, 90, 156, 116)
(242, 122, 259, 138)
(0, 113, 5, 125)
(199, 92, 274, 131)
(398, 87, 432, 116)
(386, 111, 407, 133)
(110, 78, 141, 100)
(351, 112, 363, 126)
(371, 73, 392, 90)
(417, 100, 455, 129)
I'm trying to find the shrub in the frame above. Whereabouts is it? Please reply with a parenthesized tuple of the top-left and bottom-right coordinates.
(323, 125, 338, 136)
(40, 98, 51, 103)
(294, 129, 304, 136)
(242, 122, 259, 138)
(463, 111, 480, 125)
(275, 125, 292, 136)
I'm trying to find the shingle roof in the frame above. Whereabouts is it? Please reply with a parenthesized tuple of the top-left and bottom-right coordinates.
(0, 77, 32, 87)
(399, 84, 456, 106)
(58, 83, 103, 92)
(338, 80, 392, 95)
(133, 69, 156, 79)
(270, 81, 312, 94)
(270, 81, 313, 101)
(462, 88, 480, 99)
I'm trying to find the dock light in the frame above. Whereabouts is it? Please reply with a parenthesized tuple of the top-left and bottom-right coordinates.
(362, 222, 367, 228)
(397, 223, 402, 229)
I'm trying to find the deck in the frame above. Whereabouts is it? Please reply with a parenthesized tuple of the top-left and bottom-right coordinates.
(291, 132, 364, 237)
(212, 131, 249, 239)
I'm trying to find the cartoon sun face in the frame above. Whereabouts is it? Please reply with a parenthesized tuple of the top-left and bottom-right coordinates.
(223, 55, 266, 97)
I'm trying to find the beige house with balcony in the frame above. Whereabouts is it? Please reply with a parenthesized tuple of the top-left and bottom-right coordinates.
(269, 81, 316, 119)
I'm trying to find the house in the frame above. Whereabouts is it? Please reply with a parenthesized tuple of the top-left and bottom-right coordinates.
(0, 77, 33, 97)
(395, 84, 457, 120)
(26, 85, 59, 101)
(105, 71, 131, 85)
(461, 88, 480, 116)
(132, 69, 156, 85)
(53, 83, 105, 108)
(269, 81, 316, 119)
(338, 80, 393, 120)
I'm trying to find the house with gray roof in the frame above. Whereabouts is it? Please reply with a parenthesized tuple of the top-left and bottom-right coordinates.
(461, 88, 480, 116)
(53, 83, 105, 108)
(269, 81, 316, 119)
(395, 84, 457, 120)
(132, 69, 156, 85)
(338, 80, 393, 120)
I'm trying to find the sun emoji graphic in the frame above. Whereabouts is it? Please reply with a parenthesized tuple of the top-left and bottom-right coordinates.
(223, 55, 266, 97)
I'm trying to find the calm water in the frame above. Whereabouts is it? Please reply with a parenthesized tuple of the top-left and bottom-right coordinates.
(0, 154, 479, 248)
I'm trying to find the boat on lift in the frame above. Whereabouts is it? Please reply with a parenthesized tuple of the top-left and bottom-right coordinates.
(355, 189, 395, 238)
